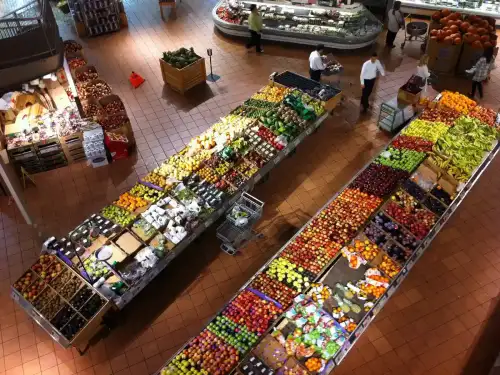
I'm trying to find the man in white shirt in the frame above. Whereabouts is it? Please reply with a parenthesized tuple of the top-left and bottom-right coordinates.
(309, 44, 326, 82)
(360, 52, 385, 113)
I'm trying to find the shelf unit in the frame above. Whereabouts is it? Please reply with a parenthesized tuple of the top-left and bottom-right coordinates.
(69, 0, 121, 37)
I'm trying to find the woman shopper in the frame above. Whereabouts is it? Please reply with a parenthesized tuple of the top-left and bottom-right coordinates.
(466, 47, 494, 99)
(386, 1, 404, 48)
(416, 54, 431, 92)
(246, 4, 263, 53)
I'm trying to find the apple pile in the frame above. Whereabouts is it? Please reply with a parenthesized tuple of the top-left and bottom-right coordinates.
(391, 135, 434, 153)
(281, 236, 340, 274)
(257, 126, 284, 150)
(13, 271, 37, 292)
(349, 164, 409, 197)
(307, 188, 382, 245)
(266, 258, 314, 291)
(419, 107, 460, 126)
(376, 147, 426, 173)
(222, 290, 281, 335)
(249, 273, 296, 308)
(207, 315, 259, 354)
(469, 105, 497, 127)
(385, 201, 436, 240)
(175, 330, 239, 375)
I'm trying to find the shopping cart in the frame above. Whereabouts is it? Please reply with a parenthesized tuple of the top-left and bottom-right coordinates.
(401, 14, 428, 52)
(216, 193, 264, 255)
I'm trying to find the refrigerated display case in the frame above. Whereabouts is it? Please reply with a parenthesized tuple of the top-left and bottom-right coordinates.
(400, 0, 500, 23)
(213, 0, 383, 49)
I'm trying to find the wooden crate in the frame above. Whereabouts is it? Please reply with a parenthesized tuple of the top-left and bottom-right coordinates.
(159, 57, 206, 95)
(324, 92, 342, 113)
(60, 132, 86, 163)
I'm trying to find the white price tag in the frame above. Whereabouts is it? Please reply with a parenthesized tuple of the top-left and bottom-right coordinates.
(205, 218, 214, 228)
(292, 139, 300, 148)
(254, 173, 261, 182)
(274, 154, 283, 165)
(306, 127, 313, 135)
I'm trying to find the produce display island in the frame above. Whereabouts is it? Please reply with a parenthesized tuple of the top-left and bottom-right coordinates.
(155, 92, 500, 375)
(400, 0, 500, 23)
(213, 0, 382, 49)
(10, 72, 342, 351)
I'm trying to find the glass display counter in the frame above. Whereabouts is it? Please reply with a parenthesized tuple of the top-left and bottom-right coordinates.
(400, 0, 500, 23)
(212, 0, 383, 49)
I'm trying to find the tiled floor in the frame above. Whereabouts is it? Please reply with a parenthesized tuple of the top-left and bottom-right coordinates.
(1, 1, 500, 375)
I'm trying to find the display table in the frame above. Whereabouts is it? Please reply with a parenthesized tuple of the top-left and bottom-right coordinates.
(156, 92, 500, 375)
(213, 0, 382, 49)
(400, 0, 500, 24)
(10, 78, 337, 351)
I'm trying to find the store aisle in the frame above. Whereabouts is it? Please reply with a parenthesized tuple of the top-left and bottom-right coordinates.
(0, 1, 500, 375)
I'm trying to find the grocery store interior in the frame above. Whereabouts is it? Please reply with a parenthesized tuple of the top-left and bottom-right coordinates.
(1, 0, 500, 375)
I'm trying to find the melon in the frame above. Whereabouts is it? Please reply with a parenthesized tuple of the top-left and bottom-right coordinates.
(443, 36, 453, 44)
(432, 11, 441, 21)
(472, 40, 482, 48)
(477, 27, 487, 35)
(453, 37, 461, 45)
(450, 25, 459, 32)
(441, 9, 451, 17)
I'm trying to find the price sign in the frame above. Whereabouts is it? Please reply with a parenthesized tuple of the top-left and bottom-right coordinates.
(292, 139, 300, 148)
(254, 173, 261, 183)
(306, 127, 313, 135)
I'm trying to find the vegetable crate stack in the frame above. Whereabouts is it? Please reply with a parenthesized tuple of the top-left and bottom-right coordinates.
(428, 9, 497, 75)
(159, 47, 207, 95)
(11, 253, 112, 349)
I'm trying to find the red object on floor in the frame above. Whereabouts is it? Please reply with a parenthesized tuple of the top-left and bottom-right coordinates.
(105, 132, 129, 160)
(129, 71, 145, 88)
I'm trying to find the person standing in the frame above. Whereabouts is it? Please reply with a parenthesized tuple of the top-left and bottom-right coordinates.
(386, 1, 404, 48)
(415, 54, 431, 92)
(309, 44, 326, 82)
(246, 4, 263, 53)
(360, 52, 385, 113)
(466, 47, 494, 100)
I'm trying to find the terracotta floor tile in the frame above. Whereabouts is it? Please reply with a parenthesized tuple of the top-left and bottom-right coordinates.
(39, 353, 58, 372)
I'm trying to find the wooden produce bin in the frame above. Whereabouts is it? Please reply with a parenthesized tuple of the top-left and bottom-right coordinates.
(60, 132, 86, 163)
(159, 57, 206, 95)
(427, 38, 462, 74)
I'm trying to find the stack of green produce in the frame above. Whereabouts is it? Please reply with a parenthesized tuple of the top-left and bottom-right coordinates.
(207, 315, 259, 354)
(162, 47, 200, 69)
(375, 147, 426, 172)
(430, 116, 497, 182)
(259, 110, 300, 140)
(244, 98, 278, 109)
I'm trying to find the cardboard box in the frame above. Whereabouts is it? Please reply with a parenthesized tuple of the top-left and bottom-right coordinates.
(427, 38, 462, 74)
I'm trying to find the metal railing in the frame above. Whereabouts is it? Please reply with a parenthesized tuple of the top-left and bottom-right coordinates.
(0, 0, 46, 40)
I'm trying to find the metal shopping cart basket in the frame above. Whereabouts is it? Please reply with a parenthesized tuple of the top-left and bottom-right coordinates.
(401, 14, 428, 52)
(216, 193, 264, 255)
